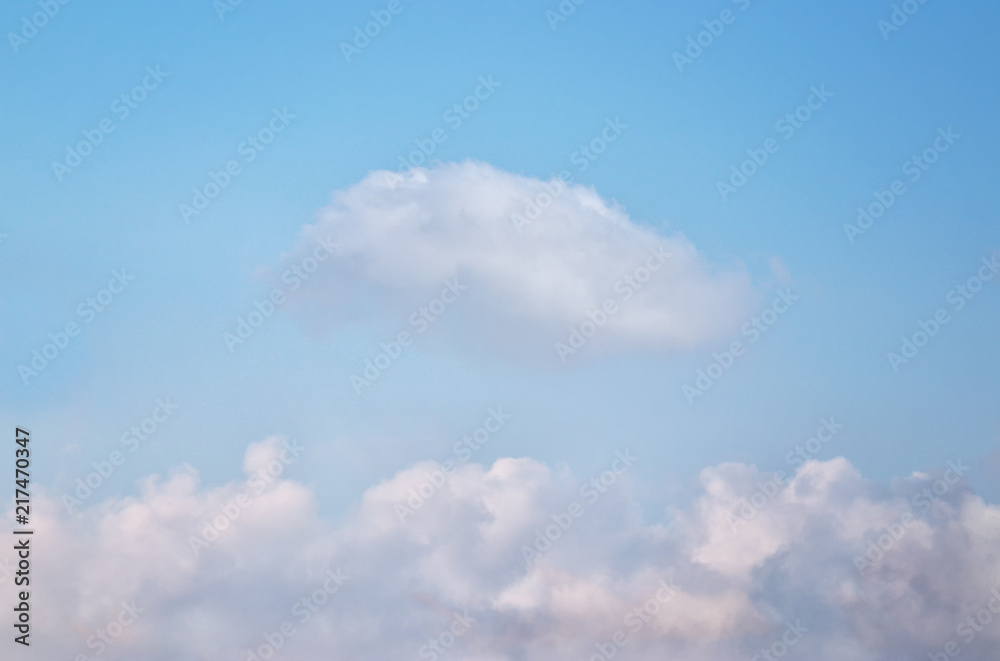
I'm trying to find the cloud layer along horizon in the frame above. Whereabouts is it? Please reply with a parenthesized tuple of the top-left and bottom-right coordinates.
(6, 437, 999, 661)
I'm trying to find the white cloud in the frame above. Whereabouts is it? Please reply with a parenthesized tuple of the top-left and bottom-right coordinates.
(6, 441, 1000, 660)
(273, 161, 757, 359)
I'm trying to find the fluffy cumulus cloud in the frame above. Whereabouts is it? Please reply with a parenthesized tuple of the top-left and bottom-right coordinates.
(272, 161, 756, 359)
(5, 439, 1000, 661)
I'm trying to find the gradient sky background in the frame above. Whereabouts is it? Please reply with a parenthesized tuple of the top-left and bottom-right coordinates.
(4, 2, 1000, 660)
(2, 0, 999, 524)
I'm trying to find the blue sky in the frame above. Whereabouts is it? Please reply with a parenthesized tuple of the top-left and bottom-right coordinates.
(1, 2, 999, 658)
(3, 0, 997, 507)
